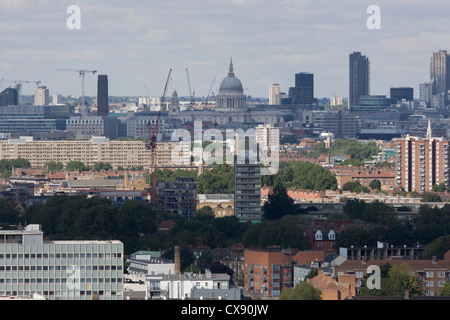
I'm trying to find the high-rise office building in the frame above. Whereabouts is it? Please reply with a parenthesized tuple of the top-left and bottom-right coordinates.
(0, 88, 19, 107)
(288, 72, 315, 105)
(269, 84, 282, 105)
(349, 52, 370, 107)
(390, 87, 414, 102)
(34, 86, 49, 106)
(97, 75, 109, 116)
(430, 50, 450, 107)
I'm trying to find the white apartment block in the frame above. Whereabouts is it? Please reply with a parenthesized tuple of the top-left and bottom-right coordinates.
(255, 123, 280, 150)
(0, 137, 191, 169)
(0, 225, 124, 300)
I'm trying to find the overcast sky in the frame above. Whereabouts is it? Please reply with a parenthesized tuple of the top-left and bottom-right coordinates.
(1, 0, 449, 100)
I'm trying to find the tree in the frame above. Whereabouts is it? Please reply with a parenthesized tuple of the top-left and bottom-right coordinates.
(420, 235, 450, 259)
(421, 192, 442, 203)
(197, 206, 215, 217)
(44, 161, 64, 173)
(196, 164, 234, 194)
(438, 282, 450, 296)
(279, 281, 322, 300)
(92, 162, 112, 172)
(369, 179, 381, 190)
(242, 216, 308, 249)
(343, 199, 367, 220)
(342, 181, 370, 193)
(66, 161, 89, 172)
(266, 161, 337, 191)
(263, 184, 297, 220)
(0, 199, 21, 227)
(388, 263, 424, 296)
(432, 183, 447, 192)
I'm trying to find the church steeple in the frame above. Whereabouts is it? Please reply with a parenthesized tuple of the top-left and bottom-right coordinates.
(426, 118, 432, 139)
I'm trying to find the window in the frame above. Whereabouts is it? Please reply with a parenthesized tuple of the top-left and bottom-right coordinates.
(315, 231, 323, 241)
(328, 230, 336, 240)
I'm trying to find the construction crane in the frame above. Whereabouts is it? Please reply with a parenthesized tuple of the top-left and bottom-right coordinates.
(56, 68, 97, 112)
(205, 76, 216, 108)
(185, 68, 196, 108)
(146, 69, 172, 206)
(1, 79, 41, 104)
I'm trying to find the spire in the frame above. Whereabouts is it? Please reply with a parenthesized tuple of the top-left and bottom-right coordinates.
(228, 57, 234, 76)
(427, 118, 432, 139)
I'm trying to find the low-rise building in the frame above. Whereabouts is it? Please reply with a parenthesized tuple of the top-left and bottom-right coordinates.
(197, 194, 234, 218)
(146, 270, 232, 300)
(308, 271, 356, 300)
(334, 251, 450, 296)
(157, 177, 197, 218)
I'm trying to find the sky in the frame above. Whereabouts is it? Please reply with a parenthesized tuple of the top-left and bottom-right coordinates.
(1, 0, 450, 100)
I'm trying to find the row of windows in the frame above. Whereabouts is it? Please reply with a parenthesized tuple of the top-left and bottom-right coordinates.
(0, 277, 123, 284)
(1, 290, 120, 298)
(0, 265, 122, 271)
(0, 253, 122, 259)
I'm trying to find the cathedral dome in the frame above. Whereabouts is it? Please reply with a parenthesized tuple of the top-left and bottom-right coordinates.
(219, 58, 243, 92)
(215, 58, 247, 110)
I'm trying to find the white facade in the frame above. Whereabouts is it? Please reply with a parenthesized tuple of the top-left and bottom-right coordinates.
(0, 225, 124, 300)
(127, 259, 175, 279)
(255, 123, 280, 151)
(34, 86, 49, 106)
(146, 271, 230, 300)
(269, 84, 282, 105)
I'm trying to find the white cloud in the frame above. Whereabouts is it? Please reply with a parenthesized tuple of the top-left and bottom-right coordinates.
(0, 0, 449, 98)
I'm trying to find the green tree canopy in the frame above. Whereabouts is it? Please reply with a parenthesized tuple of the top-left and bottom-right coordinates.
(263, 161, 337, 191)
(44, 161, 64, 173)
(263, 184, 297, 220)
(421, 192, 442, 203)
(66, 161, 89, 172)
(279, 281, 322, 300)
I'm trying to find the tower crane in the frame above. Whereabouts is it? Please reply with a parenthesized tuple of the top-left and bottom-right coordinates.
(205, 76, 216, 108)
(1, 79, 41, 104)
(56, 68, 97, 112)
(186, 68, 196, 108)
(146, 69, 172, 206)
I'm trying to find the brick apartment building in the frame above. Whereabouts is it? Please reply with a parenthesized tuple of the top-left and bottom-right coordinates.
(393, 133, 450, 193)
(331, 166, 396, 190)
(244, 247, 293, 297)
(334, 250, 450, 296)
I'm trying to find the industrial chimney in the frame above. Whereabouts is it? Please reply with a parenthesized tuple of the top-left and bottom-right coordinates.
(174, 246, 181, 274)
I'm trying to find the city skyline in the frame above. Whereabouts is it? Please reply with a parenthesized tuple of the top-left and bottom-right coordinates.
(1, 1, 450, 100)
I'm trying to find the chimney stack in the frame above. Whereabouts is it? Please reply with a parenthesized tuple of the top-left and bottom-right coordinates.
(174, 246, 181, 274)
